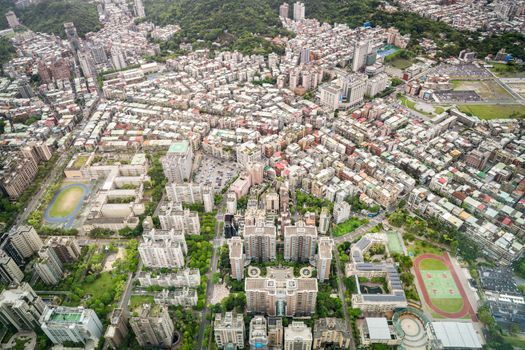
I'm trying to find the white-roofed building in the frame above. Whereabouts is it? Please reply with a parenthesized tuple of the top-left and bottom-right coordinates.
(360, 317, 401, 346)
(427, 322, 483, 349)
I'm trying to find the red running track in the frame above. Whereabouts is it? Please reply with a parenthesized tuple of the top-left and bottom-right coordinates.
(413, 253, 477, 321)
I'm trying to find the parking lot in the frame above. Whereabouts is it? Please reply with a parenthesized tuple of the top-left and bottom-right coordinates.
(431, 63, 492, 79)
(194, 155, 241, 192)
(434, 90, 482, 103)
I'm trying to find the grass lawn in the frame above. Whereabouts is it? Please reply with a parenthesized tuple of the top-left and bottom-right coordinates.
(419, 257, 447, 270)
(399, 95, 416, 109)
(129, 295, 155, 310)
(458, 104, 525, 120)
(82, 272, 114, 299)
(72, 155, 89, 169)
(406, 239, 443, 257)
(489, 62, 525, 78)
(333, 217, 368, 237)
(389, 58, 413, 70)
(432, 298, 464, 314)
(503, 335, 525, 348)
(48, 186, 85, 217)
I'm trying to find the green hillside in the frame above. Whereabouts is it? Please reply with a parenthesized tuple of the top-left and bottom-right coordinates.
(0, 0, 101, 38)
(144, 0, 291, 55)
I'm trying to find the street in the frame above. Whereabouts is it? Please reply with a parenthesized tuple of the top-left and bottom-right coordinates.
(196, 210, 223, 350)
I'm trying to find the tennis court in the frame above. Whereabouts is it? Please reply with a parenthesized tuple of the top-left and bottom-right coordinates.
(386, 231, 404, 254)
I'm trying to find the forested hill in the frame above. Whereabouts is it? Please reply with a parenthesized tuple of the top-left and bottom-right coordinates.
(0, 0, 101, 38)
(145, 0, 525, 60)
(274, 0, 525, 60)
(144, 0, 291, 55)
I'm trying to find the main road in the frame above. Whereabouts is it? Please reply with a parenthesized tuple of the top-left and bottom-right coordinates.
(15, 149, 73, 225)
(196, 210, 223, 350)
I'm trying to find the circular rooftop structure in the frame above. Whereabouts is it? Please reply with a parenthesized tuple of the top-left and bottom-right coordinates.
(300, 267, 313, 278)
(247, 266, 261, 278)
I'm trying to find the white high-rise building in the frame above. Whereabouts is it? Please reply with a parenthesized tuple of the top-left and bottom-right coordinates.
(352, 41, 369, 72)
(5, 11, 19, 28)
(0, 254, 23, 284)
(284, 221, 318, 262)
(139, 229, 187, 268)
(165, 183, 205, 203)
(9, 225, 43, 259)
(34, 247, 64, 285)
(0, 283, 45, 331)
(333, 201, 351, 224)
(158, 202, 200, 235)
(293, 2, 305, 21)
(342, 74, 368, 107)
(249, 316, 269, 350)
(318, 207, 330, 234)
(130, 303, 174, 348)
(366, 73, 388, 97)
(111, 46, 127, 70)
(317, 238, 333, 283)
(244, 223, 277, 262)
(279, 3, 289, 18)
(40, 306, 103, 345)
(161, 140, 193, 183)
(226, 192, 237, 215)
(134, 0, 145, 18)
(284, 322, 312, 350)
(228, 237, 244, 281)
(214, 312, 245, 349)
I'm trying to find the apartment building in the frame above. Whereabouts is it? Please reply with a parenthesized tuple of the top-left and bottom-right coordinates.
(317, 237, 333, 283)
(244, 223, 277, 262)
(249, 316, 268, 350)
(45, 236, 81, 264)
(104, 308, 129, 350)
(130, 303, 175, 348)
(214, 312, 245, 349)
(245, 267, 317, 317)
(284, 221, 318, 262)
(165, 182, 206, 203)
(318, 208, 330, 234)
(161, 140, 193, 183)
(0, 154, 38, 200)
(8, 225, 43, 259)
(0, 253, 23, 284)
(139, 229, 187, 268)
(137, 268, 201, 288)
(40, 306, 104, 345)
(158, 202, 200, 234)
(0, 283, 45, 331)
(284, 322, 312, 350)
(312, 318, 351, 350)
(229, 237, 245, 281)
(34, 247, 64, 285)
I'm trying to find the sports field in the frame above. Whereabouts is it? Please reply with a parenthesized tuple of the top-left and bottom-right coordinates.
(44, 183, 91, 228)
(458, 104, 525, 120)
(386, 232, 404, 254)
(451, 80, 513, 100)
(48, 186, 85, 217)
(414, 253, 476, 320)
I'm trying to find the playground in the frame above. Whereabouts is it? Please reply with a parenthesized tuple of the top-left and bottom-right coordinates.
(44, 183, 91, 228)
(413, 253, 476, 320)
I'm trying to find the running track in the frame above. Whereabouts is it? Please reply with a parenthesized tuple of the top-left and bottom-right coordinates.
(413, 253, 477, 321)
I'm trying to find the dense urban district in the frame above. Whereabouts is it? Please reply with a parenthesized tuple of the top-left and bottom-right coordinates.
(0, 0, 524, 349)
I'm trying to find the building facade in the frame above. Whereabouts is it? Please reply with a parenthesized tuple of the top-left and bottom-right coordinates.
(214, 312, 245, 349)
(40, 306, 103, 345)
